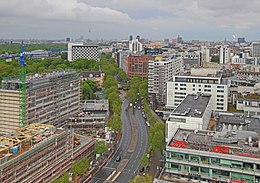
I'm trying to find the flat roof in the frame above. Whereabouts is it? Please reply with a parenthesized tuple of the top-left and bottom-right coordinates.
(171, 94, 211, 118)
(168, 128, 260, 159)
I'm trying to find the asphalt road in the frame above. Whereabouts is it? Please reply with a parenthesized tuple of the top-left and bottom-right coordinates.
(90, 98, 149, 183)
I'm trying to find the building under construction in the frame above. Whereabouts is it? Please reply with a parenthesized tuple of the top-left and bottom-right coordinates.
(67, 100, 109, 131)
(0, 123, 95, 183)
(0, 71, 80, 132)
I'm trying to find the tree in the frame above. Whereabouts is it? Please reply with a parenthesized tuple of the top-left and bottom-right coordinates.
(129, 174, 153, 183)
(71, 157, 90, 177)
(94, 141, 108, 155)
(139, 79, 148, 100)
(107, 114, 122, 131)
(211, 55, 220, 63)
(104, 75, 117, 89)
(149, 122, 165, 154)
(117, 68, 128, 82)
(52, 172, 69, 183)
(139, 154, 149, 168)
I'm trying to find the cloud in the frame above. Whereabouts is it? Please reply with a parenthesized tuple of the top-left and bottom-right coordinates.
(0, 0, 259, 40)
(0, 0, 132, 24)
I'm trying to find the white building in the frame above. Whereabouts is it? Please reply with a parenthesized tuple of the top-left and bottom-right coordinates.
(148, 56, 183, 106)
(67, 42, 100, 62)
(166, 74, 228, 111)
(220, 45, 231, 64)
(166, 94, 212, 142)
(129, 39, 143, 53)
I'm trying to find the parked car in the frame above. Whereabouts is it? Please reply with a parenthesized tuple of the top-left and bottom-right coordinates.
(116, 156, 121, 162)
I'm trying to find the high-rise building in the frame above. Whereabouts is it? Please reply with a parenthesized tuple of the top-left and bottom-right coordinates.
(252, 42, 260, 58)
(148, 56, 183, 106)
(129, 39, 143, 53)
(68, 43, 100, 62)
(166, 74, 228, 111)
(125, 55, 154, 80)
(0, 71, 80, 132)
(129, 35, 133, 41)
(201, 46, 210, 63)
(220, 45, 231, 64)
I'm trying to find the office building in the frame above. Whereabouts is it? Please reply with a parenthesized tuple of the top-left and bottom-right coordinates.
(252, 42, 260, 58)
(0, 71, 80, 132)
(166, 94, 212, 142)
(125, 55, 154, 80)
(0, 123, 96, 183)
(164, 128, 260, 183)
(68, 42, 100, 62)
(148, 56, 183, 106)
(166, 74, 228, 111)
(220, 45, 231, 64)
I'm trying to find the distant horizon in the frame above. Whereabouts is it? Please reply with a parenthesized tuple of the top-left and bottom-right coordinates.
(1, 0, 260, 42)
(0, 37, 259, 43)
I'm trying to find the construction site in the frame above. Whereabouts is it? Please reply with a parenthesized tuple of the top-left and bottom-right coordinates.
(67, 99, 109, 132)
(0, 70, 80, 132)
(0, 123, 96, 183)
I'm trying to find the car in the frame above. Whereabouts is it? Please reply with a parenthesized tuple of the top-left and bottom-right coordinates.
(138, 106, 141, 109)
(115, 156, 121, 162)
(139, 167, 145, 173)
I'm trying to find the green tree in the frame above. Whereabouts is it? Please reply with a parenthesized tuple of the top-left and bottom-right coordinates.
(94, 141, 108, 154)
(149, 122, 165, 154)
(129, 174, 153, 183)
(139, 154, 149, 168)
(52, 172, 69, 183)
(107, 114, 122, 131)
(211, 55, 220, 63)
(71, 157, 90, 177)
(104, 75, 117, 89)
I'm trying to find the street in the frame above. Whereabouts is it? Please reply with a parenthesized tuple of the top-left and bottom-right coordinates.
(90, 97, 149, 183)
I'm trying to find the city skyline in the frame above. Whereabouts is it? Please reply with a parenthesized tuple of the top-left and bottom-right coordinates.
(0, 0, 260, 41)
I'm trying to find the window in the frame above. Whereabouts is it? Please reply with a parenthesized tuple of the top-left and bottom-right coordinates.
(217, 95, 224, 98)
(217, 99, 224, 102)
(175, 83, 178, 86)
(180, 88, 186, 90)
(175, 87, 178, 90)
(217, 90, 224, 93)
(217, 103, 224, 106)
(204, 89, 211, 92)
(180, 84, 186, 86)
(217, 107, 224, 110)
(169, 117, 186, 123)
(193, 84, 195, 87)
(217, 86, 224, 88)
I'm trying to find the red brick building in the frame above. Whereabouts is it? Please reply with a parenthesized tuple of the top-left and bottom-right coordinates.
(125, 55, 154, 79)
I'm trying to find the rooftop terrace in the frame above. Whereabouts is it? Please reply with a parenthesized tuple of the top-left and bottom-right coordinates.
(168, 128, 260, 159)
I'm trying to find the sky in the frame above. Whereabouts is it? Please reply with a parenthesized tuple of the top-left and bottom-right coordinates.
(0, 0, 260, 41)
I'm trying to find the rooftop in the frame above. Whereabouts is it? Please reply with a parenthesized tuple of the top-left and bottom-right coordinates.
(0, 123, 60, 163)
(168, 128, 260, 159)
(170, 94, 211, 118)
(2, 70, 76, 84)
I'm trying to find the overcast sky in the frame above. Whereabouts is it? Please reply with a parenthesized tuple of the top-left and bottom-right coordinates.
(0, 0, 260, 41)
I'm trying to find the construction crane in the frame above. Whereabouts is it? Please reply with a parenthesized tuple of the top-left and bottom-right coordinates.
(19, 43, 26, 128)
